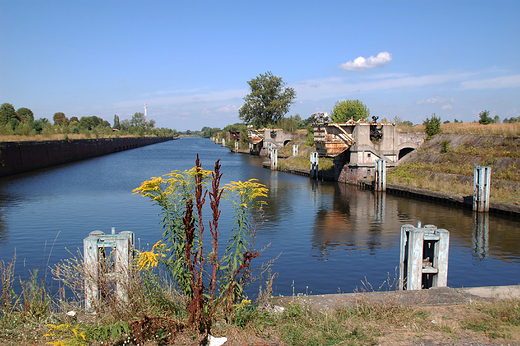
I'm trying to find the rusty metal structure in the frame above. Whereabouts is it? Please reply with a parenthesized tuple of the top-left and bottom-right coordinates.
(312, 112, 427, 183)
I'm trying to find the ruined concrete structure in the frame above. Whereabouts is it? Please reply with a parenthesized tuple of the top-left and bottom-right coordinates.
(247, 126, 294, 156)
(312, 113, 426, 183)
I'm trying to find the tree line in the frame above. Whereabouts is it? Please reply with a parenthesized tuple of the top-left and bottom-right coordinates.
(0, 103, 177, 138)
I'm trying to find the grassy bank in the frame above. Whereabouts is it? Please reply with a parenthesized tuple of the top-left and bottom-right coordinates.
(1, 255, 519, 345)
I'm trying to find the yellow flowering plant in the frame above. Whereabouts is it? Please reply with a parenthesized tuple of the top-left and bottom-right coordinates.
(133, 155, 268, 331)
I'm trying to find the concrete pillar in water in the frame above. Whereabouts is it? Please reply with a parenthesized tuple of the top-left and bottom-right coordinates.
(221, 139, 225, 147)
(473, 166, 491, 212)
(234, 141, 239, 153)
(399, 222, 449, 290)
(84, 229, 134, 311)
(375, 159, 387, 192)
(310, 152, 319, 180)
(270, 149, 278, 170)
(293, 144, 298, 156)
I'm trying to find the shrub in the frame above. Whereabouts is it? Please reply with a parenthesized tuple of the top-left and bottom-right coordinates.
(423, 114, 441, 138)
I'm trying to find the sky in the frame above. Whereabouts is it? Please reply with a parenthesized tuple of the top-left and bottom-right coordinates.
(1, 1, 519, 131)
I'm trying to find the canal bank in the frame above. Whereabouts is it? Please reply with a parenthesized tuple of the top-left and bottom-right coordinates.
(272, 285, 520, 310)
(0, 136, 175, 177)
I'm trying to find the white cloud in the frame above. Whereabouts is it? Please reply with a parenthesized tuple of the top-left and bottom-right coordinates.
(442, 105, 453, 110)
(417, 96, 447, 105)
(461, 74, 520, 90)
(339, 52, 393, 71)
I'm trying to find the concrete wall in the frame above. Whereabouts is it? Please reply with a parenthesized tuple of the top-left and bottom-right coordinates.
(0, 137, 174, 177)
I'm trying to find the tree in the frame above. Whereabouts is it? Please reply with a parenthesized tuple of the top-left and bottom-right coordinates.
(53, 112, 69, 126)
(479, 110, 493, 125)
(423, 113, 441, 138)
(330, 99, 370, 122)
(494, 115, 500, 124)
(0, 103, 18, 126)
(238, 71, 296, 128)
(79, 116, 102, 130)
(70, 116, 79, 123)
(17, 107, 34, 123)
(131, 112, 145, 127)
(113, 114, 121, 129)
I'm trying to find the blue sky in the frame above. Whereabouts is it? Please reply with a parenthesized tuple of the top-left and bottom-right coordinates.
(1, 1, 519, 131)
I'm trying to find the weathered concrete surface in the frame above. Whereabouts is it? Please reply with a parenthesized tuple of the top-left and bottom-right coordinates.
(0, 137, 174, 177)
(271, 285, 520, 311)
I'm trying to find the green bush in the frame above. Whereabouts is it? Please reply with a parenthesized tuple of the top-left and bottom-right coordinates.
(423, 114, 441, 138)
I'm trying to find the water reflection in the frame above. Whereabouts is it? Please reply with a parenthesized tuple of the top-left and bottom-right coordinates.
(311, 185, 399, 258)
(472, 212, 489, 260)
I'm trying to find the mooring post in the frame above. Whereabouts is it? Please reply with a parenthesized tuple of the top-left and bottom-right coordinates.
(221, 138, 225, 147)
(399, 222, 450, 290)
(83, 229, 134, 311)
(234, 141, 239, 153)
(270, 149, 278, 170)
(310, 152, 319, 180)
(375, 159, 386, 192)
(293, 144, 298, 156)
(473, 166, 491, 212)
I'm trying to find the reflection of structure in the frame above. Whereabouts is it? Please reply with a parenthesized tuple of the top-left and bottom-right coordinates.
(312, 113, 426, 183)
(472, 212, 489, 260)
(311, 184, 401, 258)
(247, 126, 294, 155)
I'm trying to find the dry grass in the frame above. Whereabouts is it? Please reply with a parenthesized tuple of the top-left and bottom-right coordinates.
(398, 122, 520, 136)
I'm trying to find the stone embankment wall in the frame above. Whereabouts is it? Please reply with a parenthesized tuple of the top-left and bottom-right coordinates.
(0, 137, 174, 177)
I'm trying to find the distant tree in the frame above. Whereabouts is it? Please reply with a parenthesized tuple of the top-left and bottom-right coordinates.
(423, 113, 441, 138)
(53, 112, 69, 126)
(493, 115, 500, 124)
(79, 116, 102, 130)
(478, 110, 493, 125)
(0, 103, 18, 126)
(120, 119, 131, 129)
(330, 99, 370, 122)
(131, 112, 146, 127)
(113, 114, 121, 129)
(238, 71, 296, 128)
(147, 119, 156, 128)
(443, 120, 450, 124)
(402, 120, 414, 126)
(17, 107, 34, 123)
(33, 118, 49, 134)
(102, 120, 111, 128)
(70, 116, 79, 123)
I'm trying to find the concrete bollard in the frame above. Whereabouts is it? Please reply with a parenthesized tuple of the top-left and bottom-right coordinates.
(293, 144, 298, 156)
(473, 166, 491, 212)
(310, 152, 319, 180)
(270, 149, 278, 170)
(234, 141, 239, 153)
(84, 228, 134, 311)
(221, 138, 225, 147)
(374, 159, 386, 192)
(399, 222, 449, 290)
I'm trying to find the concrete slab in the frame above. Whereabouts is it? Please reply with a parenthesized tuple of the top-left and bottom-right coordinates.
(271, 285, 520, 311)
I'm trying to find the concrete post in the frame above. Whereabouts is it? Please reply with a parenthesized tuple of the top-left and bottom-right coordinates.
(234, 141, 239, 153)
(84, 229, 134, 311)
(375, 159, 386, 192)
(399, 223, 450, 290)
(310, 152, 319, 180)
(222, 138, 225, 147)
(270, 149, 278, 170)
(293, 144, 298, 156)
(473, 166, 491, 212)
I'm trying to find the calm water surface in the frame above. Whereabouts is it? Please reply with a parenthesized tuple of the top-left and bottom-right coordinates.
(0, 137, 519, 296)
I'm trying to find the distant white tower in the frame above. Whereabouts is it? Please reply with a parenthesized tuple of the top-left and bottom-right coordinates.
(144, 103, 148, 122)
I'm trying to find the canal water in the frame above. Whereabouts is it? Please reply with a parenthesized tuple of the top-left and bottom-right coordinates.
(0, 137, 519, 297)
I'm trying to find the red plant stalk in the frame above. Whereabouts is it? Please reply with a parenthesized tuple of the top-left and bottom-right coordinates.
(209, 250, 259, 316)
(208, 159, 223, 302)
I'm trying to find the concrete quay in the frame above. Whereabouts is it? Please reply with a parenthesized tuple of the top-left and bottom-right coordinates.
(272, 285, 520, 311)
